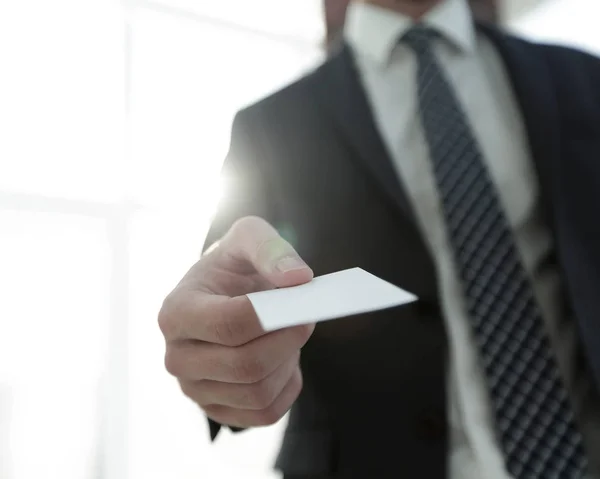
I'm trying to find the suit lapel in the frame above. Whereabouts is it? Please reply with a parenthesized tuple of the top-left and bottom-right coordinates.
(312, 43, 418, 223)
(311, 43, 438, 302)
(314, 28, 564, 230)
(310, 29, 564, 304)
(313, 31, 564, 220)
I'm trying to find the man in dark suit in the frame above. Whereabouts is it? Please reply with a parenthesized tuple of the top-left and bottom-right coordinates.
(158, 0, 600, 477)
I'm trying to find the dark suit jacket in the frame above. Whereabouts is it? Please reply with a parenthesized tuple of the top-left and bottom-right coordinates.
(202, 24, 600, 479)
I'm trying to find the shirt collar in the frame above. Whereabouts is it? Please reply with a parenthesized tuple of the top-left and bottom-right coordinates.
(344, 0, 476, 66)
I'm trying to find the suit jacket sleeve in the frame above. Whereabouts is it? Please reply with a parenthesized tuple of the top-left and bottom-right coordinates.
(202, 109, 280, 441)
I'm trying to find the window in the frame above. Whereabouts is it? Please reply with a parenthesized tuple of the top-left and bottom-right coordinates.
(0, 1, 321, 478)
(508, 0, 600, 55)
(125, 5, 321, 477)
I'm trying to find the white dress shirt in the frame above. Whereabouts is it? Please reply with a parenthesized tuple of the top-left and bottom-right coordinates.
(344, 1, 600, 478)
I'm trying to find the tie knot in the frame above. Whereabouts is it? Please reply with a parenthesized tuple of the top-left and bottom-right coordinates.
(401, 25, 438, 55)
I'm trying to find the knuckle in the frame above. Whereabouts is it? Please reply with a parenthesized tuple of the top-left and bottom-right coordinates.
(164, 347, 182, 377)
(178, 381, 199, 401)
(242, 382, 277, 410)
(291, 367, 304, 395)
(230, 216, 281, 259)
(291, 350, 302, 369)
(285, 368, 303, 403)
(231, 216, 267, 237)
(230, 352, 268, 383)
(253, 369, 302, 426)
(179, 381, 212, 408)
(253, 405, 286, 427)
(212, 313, 246, 347)
(157, 293, 178, 338)
(293, 323, 315, 346)
(202, 405, 227, 424)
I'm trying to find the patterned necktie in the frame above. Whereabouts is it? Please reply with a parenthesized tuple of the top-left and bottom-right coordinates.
(402, 25, 587, 479)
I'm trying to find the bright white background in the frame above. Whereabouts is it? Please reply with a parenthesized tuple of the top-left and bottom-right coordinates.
(0, 1, 598, 478)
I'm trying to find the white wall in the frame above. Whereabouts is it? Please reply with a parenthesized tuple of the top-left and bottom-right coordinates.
(0, 1, 322, 478)
(508, 0, 600, 55)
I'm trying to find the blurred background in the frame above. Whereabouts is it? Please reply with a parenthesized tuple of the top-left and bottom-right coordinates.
(0, 0, 599, 478)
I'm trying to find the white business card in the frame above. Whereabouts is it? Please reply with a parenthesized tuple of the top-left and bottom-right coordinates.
(247, 267, 418, 332)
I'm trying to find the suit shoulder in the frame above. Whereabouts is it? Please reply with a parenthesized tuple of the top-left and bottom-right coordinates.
(484, 25, 600, 92)
(503, 33, 600, 107)
(536, 42, 600, 68)
(482, 24, 599, 66)
(533, 41, 600, 95)
(507, 30, 600, 71)
(234, 61, 325, 125)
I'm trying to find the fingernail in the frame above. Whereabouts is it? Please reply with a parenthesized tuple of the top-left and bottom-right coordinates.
(275, 256, 308, 273)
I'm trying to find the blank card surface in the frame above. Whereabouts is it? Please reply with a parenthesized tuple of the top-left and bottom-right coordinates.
(247, 267, 417, 332)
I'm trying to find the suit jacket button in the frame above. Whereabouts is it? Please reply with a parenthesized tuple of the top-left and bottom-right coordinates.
(416, 410, 446, 441)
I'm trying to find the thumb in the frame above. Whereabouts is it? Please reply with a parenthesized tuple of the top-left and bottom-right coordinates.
(226, 216, 314, 288)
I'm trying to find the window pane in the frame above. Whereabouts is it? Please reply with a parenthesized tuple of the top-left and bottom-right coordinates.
(129, 7, 322, 214)
(0, 210, 111, 479)
(0, 1, 125, 202)
(141, 0, 324, 45)
(509, 0, 600, 54)
(127, 7, 321, 478)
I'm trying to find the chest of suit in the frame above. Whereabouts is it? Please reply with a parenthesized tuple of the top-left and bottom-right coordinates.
(259, 29, 600, 389)
(267, 111, 449, 477)
(251, 28, 600, 478)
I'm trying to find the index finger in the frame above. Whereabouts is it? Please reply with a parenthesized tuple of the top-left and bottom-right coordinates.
(160, 290, 266, 346)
